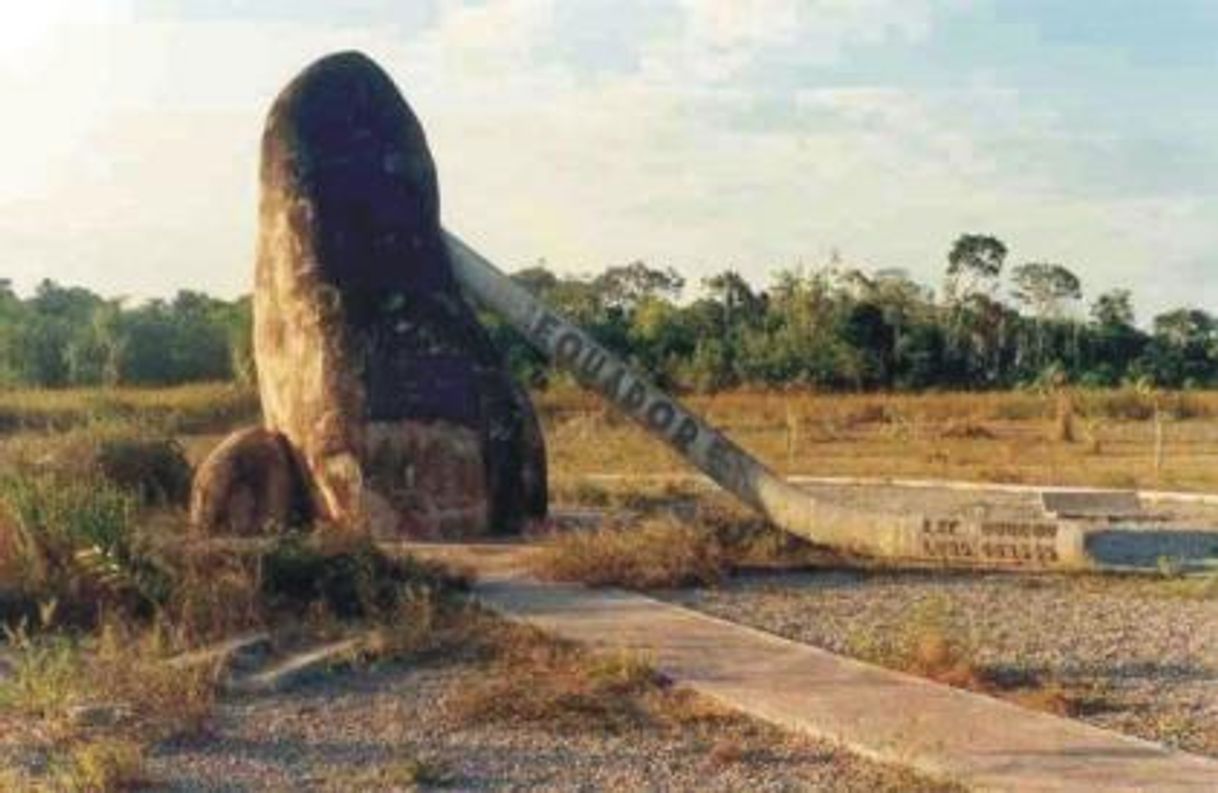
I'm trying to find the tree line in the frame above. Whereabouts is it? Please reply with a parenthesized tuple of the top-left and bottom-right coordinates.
(0, 279, 251, 388)
(1, 233, 1215, 391)
(487, 234, 1215, 392)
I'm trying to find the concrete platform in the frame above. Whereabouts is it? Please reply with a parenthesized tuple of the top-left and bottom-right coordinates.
(422, 545, 1218, 792)
(1041, 490, 1145, 520)
(568, 473, 1218, 572)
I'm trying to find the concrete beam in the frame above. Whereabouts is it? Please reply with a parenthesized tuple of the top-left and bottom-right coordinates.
(445, 233, 1091, 571)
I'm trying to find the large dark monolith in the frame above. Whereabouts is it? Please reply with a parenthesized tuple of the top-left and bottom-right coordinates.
(191, 51, 546, 537)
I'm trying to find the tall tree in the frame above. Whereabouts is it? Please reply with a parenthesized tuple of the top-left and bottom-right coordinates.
(946, 234, 1007, 300)
(594, 261, 685, 311)
(1011, 263, 1082, 320)
(1012, 262, 1083, 373)
(1144, 308, 1217, 386)
(1086, 289, 1145, 385)
(703, 270, 765, 330)
(944, 235, 1009, 383)
(1091, 289, 1135, 328)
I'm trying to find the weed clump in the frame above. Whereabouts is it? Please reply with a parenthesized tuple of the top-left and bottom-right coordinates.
(445, 623, 663, 733)
(844, 594, 1099, 718)
(321, 753, 454, 791)
(0, 620, 218, 737)
(260, 534, 466, 619)
(532, 516, 727, 589)
(0, 630, 80, 718)
(61, 738, 149, 792)
(693, 500, 824, 567)
(847, 595, 983, 690)
(0, 619, 215, 791)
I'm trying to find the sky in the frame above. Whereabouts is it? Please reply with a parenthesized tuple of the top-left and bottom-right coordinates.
(1, 0, 1215, 321)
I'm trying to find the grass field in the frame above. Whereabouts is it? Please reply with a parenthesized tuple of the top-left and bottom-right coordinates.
(542, 386, 1218, 492)
(0, 382, 1214, 787)
(4, 382, 1218, 491)
(0, 383, 258, 437)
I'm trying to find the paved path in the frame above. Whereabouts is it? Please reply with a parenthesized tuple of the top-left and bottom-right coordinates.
(408, 544, 1218, 793)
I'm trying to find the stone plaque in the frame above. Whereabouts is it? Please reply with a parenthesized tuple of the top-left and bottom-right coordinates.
(919, 517, 1062, 566)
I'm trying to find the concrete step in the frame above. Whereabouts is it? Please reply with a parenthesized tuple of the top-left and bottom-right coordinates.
(166, 632, 272, 676)
(225, 636, 365, 695)
(162, 630, 372, 696)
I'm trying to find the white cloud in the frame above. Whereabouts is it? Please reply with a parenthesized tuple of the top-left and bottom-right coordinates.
(660, 0, 943, 82)
(427, 0, 554, 64)
(0, 0, 1212, 321)
(681, 0, 937, 51)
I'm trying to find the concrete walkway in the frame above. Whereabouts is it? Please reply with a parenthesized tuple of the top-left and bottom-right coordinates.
(410, 544, 1218, 792)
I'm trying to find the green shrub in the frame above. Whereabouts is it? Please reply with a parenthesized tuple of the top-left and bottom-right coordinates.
(0, 474, 135, 566)
(0, 474, 169, 619)
(260, 535, 463, 619)
(95, 438, 192, 507)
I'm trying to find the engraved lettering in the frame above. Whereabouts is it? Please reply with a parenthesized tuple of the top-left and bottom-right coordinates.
(621, 381, 646, 412)
(672, 417, 699, 452)
(645, 400, 676, 432)
(533, 312, 560, 347)
(555, 331, 584, 366)
(578, 347, 608, 383)
(601, 367, 626, 401)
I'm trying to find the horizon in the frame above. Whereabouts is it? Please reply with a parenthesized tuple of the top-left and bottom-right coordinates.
(2, 2, 1216, 319)
(0, 245, 1182, 332)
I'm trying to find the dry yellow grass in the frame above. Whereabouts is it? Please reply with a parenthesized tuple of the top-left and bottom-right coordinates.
(0, 382, 258, 436)
(531, 498, 827, 589)
(539, 386, 1218, 492)
(445, 622, 663, 733)
(843, 594, 1098, 719)
(0, 617, 219, 792)
(6, 382, 1218, 491)
(0, 619, 221, 740)
(532, 515, 729, 589)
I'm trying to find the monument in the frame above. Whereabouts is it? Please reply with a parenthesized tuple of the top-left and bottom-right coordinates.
(192, 50, 1215, 574)
(191, 52, 547, 538)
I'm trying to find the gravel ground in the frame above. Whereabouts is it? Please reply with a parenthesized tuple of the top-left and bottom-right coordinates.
(145, 656, 955, 792)
(666, 570, 1218, 757)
